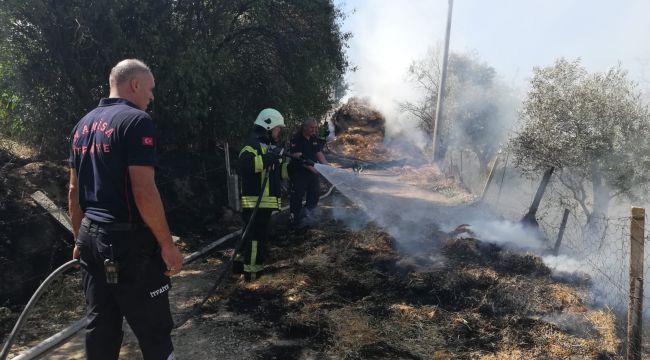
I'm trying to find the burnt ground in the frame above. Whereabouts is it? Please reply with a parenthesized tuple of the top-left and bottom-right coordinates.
(0, 140, 74, 307)
(2, 193, 627, 359)
(199, 204, 622, 360)
(0, 138, 235, 305)
(0, 136, 630, 359)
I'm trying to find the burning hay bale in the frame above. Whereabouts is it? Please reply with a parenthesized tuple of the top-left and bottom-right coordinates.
(328, 98, 399, 162)
(326, 98, 470, 204)
(330, 97, 385, 136)
(329, 132, 397, 162)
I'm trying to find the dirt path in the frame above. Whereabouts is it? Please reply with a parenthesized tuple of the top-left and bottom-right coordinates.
(39, 256, 236, 360)
(20, 219, 327, 359)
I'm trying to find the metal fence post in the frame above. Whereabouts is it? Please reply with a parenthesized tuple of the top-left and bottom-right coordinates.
(627, 207, 645, 360)
(225, 142, 241, 211)
(479, 155, 499, 202)
(495, 152, 509, 207)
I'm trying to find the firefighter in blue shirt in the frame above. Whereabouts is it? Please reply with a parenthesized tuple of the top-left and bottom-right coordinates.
(234, 108, 288, 281)
(68, 59, 182, 360)
(288, 117, 329, 226)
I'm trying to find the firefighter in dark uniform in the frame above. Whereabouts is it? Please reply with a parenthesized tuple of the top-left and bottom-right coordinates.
(288, 117, 329, 225)
(235, 108, 288, 281)
(68, 59, 183, 360)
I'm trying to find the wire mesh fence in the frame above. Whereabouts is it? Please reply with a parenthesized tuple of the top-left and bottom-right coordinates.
(464, 151, 650, 333)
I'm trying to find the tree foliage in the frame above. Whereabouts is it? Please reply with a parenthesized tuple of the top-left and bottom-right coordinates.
(399, 48, 516, 172)
(510, 58, 650, 220)
(0, 0, 349, 156)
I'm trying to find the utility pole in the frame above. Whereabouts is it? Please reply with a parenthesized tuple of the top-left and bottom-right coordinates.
(432, 0, 454, 163)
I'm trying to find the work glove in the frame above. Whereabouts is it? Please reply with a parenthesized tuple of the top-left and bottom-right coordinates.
(262, 146, 283, 168)
(286, 153, 316, 167)
(300, 155, 316, 167)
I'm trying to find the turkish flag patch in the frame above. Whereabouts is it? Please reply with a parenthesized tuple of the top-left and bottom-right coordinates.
(142, 137, 154, 146)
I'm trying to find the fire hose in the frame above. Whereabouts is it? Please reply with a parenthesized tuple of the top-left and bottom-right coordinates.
(0, 167, 273, 358)
(173, 167, 271, 328)
(1, 152, 334, 359)
(173, 151, 320, 328)
(325, 151, 401, 176)
(0, 259, 87, 360)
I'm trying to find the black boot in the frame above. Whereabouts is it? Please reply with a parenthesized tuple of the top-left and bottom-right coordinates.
(244, 269, 264, 282)
(232, 254, 244, 274)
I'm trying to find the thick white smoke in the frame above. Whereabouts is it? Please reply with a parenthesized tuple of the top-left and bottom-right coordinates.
(339, 1, 445, 148)
(335, 0, 650, 317)
(338, 0, 650, 143)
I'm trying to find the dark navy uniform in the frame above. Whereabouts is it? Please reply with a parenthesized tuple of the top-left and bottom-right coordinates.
(237, 125, 288, 281)
(69, 98, 174, 360)
(288, 132, 322, 221)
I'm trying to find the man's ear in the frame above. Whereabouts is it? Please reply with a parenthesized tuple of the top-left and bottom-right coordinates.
(130, 78, 139, 92)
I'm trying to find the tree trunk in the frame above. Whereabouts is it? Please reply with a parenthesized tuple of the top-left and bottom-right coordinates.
(585, 160, 610, 247)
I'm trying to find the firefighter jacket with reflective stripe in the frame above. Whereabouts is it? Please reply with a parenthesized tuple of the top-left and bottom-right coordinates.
(238, 127, 289, 209)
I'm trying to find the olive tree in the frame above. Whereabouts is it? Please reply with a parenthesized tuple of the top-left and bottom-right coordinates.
(510, 58, 650, 229)
(400, 48, 517, 173)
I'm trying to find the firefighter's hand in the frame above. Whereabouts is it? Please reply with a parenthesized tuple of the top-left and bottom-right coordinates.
(302, 157, 316, 167)
(262, 152, 280, 168)
(308, 166, 319, 175)
(161, 243, 183, 277)
(72, 245, 81, 269)
(270, 146, 284, 156)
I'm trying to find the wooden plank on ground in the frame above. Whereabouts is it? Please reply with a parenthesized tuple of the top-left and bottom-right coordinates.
(30, 191, 73, 235)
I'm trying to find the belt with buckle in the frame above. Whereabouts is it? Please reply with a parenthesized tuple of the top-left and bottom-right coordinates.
(81, 218, 148, 232)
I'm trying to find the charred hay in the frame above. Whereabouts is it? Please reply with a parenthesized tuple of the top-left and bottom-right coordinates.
(330, 98, 385, 137)
(210, 208, 621, 359)
(328, 98, 399, 163)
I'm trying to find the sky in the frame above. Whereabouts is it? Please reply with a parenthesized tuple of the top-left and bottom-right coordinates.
(336, 0, 650, 125)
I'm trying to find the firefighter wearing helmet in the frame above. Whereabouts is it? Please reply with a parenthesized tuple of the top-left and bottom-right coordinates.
(234, 108, 288, 281)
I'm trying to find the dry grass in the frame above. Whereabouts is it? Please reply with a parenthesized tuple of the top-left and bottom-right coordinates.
(329, 132, 397, 162)
(548, 283, 586, 310)
(4, 202, 625, 359)
(0, 138, 38, 159)
(328, 308, 379, 354)
(2, 273, 85, 358)
(398, 164, 445, 184)
(586, 309, 620, 353)
(214, 209, 624, 359)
